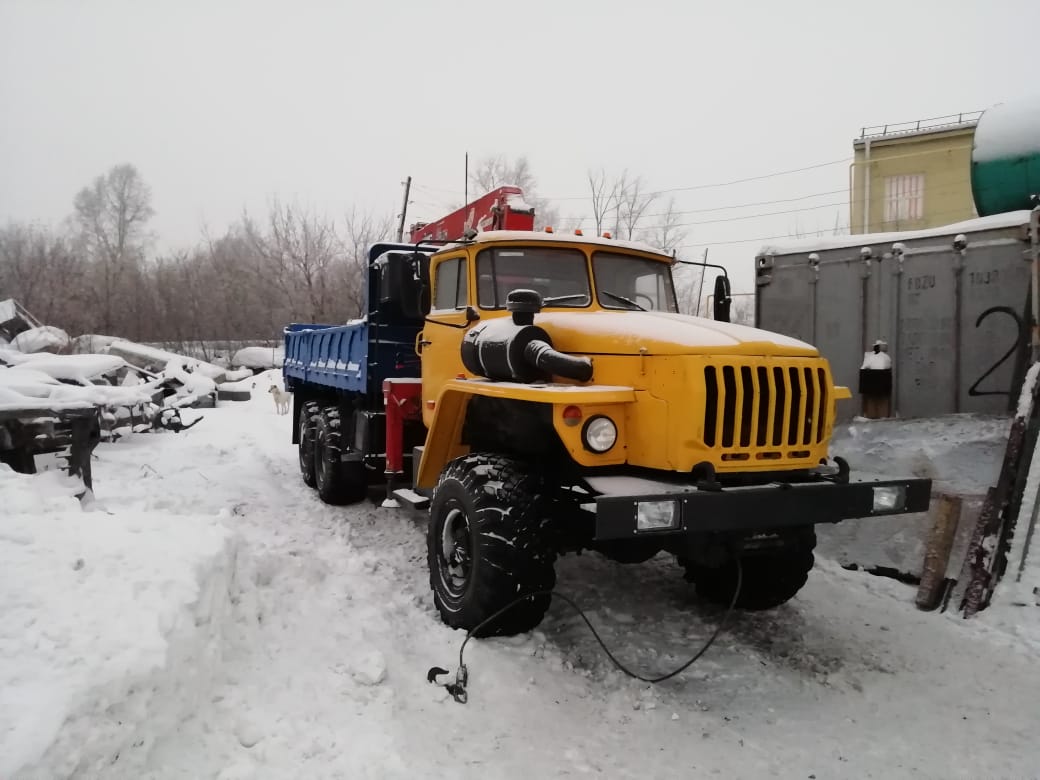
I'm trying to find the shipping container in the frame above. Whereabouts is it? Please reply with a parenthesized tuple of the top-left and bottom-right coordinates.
(754, 211, 1036, 420)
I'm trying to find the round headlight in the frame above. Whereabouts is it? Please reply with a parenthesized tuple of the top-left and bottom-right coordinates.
(583, 416, 617, 453)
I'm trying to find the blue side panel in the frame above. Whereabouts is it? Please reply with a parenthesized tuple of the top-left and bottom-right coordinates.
(282, 321, 423, 396)
(283, 322, 369, 393)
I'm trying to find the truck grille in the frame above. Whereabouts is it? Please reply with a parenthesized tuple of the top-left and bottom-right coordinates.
(702, 362, 829, 453)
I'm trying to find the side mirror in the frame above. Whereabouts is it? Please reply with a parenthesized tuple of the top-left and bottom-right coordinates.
(712, 275, 731, 322)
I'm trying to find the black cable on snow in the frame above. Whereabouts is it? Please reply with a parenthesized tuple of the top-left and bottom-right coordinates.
(428, 557, 744, 703)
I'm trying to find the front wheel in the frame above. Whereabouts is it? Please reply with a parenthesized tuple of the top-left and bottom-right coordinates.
(680, 527, 816, 610)
(427, 453, 557, 636)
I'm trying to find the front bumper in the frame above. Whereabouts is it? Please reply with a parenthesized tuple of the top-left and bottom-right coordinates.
(593, 476, 932, 541)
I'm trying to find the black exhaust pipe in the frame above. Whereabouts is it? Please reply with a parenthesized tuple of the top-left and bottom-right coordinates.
(460, 289, 593, 383)
(523, 339, 593, 382)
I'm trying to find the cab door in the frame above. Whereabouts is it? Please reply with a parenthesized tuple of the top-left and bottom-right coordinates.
(421, 251, 474, 428)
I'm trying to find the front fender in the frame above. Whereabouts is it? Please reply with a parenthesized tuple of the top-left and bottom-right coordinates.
(415, 379, 636, 489)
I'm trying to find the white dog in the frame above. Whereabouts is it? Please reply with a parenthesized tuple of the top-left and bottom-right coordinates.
(268, 385, 291, 415)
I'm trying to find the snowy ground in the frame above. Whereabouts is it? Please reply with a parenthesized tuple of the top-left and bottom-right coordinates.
(4, 373, 1039, 779)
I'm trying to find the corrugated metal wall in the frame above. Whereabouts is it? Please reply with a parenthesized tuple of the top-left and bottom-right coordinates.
(755, 220, 1032, 420)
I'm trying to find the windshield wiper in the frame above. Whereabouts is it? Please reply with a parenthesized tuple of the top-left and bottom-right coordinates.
(599, 290, 646, 311)
(542, 293, 589, 305)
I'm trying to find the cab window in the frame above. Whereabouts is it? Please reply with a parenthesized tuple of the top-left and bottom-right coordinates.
(592, 252, 678, 312)
(476, 247, 590, 309)
(433, 257, 468, 311)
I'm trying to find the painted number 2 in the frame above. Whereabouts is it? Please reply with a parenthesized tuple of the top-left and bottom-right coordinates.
(968, 306, 1024, 397)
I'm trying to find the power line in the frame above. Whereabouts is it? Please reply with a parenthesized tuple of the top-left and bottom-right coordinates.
(674, 202, 987, 252)
(556, 177, 976, 236)
(548, 157, 853, 201)
(553, 188, 850, 222)
(669, 201, 848, 228)
(410, 155, 853, 203)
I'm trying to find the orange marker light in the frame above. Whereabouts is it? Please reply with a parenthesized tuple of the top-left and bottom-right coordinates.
(544, 226, 554, 233)
(562, 405, 582, 426)
(574, 229, 583, 236)
(602, 231, 612, 239)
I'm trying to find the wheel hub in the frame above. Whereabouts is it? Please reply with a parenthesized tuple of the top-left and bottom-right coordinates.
(440, 507, 472, 591)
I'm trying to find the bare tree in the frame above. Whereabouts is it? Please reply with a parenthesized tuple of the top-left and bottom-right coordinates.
(617, 174, 658, 240)
(469, 154, 537, 195)
(243, 200, 342, 324)
(341, 207, 394, 318)
(0, 221, 90, 334)
(644, 196, 688, 255)
(73, 163, 155, 333)
(588, 168, 622, 235)
(586, 169, 659, 240)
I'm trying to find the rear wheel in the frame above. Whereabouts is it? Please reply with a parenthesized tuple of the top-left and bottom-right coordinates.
(298, 401, 319, 487)
(428, 453, 557, 636)
(680, 527, 816, 610)
(314, 406, 367, 505)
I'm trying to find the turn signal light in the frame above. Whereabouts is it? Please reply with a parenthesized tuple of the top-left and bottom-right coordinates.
(562, 405, 582, 426)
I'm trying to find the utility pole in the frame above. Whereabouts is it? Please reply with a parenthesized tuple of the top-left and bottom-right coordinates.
(396, 176, 412, 242)
(695, 248, 709, 316)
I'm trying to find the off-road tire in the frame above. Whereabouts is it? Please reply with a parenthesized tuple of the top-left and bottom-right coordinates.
(314, 406, 367, 505)
(428, 453, 557, 636)
(298, 401, 319, 488)
(681, 527, 816, 610)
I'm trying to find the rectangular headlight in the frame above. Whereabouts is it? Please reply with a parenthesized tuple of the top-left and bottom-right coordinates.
(636, 500, 679, 531)
(872, 485, 907, 513)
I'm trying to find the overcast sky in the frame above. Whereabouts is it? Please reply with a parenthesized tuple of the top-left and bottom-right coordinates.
(2, 0, 1038, 294)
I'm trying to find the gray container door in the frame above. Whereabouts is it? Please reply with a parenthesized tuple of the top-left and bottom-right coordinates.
(958, 242, 1030, 414)
(755, 260, 815, 344)
(893, 247, 959, 418)
(815, 257, 868, 418)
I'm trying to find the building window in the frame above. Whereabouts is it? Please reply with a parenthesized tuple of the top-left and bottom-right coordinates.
(884, 174, 925, 223)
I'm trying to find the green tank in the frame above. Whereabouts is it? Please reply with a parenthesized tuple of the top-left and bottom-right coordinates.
(971, 95, 1040, 216)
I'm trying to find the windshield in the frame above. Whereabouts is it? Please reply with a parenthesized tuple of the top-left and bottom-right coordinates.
(592, 252, 678, 312)
(476, 247, 591, 309)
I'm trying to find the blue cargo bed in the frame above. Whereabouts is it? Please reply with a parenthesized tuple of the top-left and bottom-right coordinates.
(283, 320, 422, 396)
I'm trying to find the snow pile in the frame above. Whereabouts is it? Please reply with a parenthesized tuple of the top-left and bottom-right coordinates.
(973, 95, 1040, 162)
(107, 340, 227, 381)
(69, 334, 121, 355)
(10, 325, 70, 354)
(162, 357, 218, 409)
(0, 298, 17, 324)
(0, 365, 155, 411)
(1016, 362, 1040, 419)
(860, 350, 892, 370)
(0, 465, 240, 779)
(0, 347, 34, 366)
(759, 210, 1034, 255)
(0, 366, 62, 393)
(231, 346, 284, 370)
(12, 354, 126, 384)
